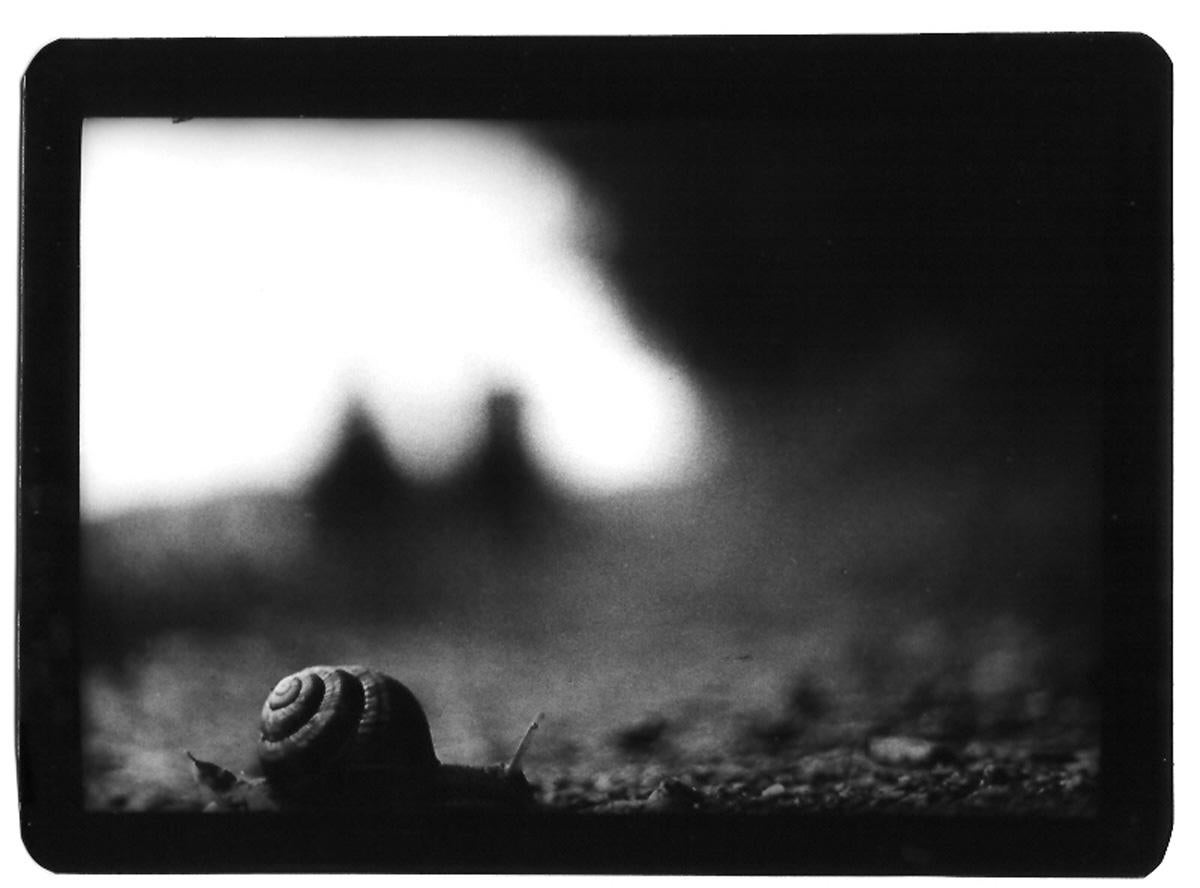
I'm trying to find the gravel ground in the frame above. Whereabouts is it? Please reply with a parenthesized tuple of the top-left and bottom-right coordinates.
(111, 740, 1099, 817)
(100, 681, 1100, 817)
(86, 616, 1101, 818)
(535, 741, 1098, 816)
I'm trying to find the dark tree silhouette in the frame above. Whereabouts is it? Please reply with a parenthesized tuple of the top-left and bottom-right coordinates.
(305, 399, 412, 529)
(447, 390, 557, 536)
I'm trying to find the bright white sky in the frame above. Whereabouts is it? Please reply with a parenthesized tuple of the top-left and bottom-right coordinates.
(80, 119, 713, 516)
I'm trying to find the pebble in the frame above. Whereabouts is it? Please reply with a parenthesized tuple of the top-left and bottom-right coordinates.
(761, 782, 786, 799)
(867, 735, 953, 767)
(962, 740, 993, 760)
(645, 779, 704, 812)
(980, 763, 1010, 786)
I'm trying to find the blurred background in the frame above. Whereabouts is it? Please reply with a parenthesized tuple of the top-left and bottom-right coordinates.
(80, 117, 1104, 809)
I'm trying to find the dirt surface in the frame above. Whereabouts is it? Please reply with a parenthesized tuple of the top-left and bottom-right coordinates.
(91, 636, 1100, 818)
(80, 450, 1103, 820)
(101, 741, 1100, 818)
(538, 743, 1098, 816)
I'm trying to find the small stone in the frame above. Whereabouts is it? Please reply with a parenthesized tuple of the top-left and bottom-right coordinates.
(867, 735, 954, 767)
(645, 778, 704, 812)
(961, 740, 991, 760)
(639, 764, 667, 787)
(981, 763, 1010, 786)
(761, 782, 786, 799)
(1061, 773, 1085, 793)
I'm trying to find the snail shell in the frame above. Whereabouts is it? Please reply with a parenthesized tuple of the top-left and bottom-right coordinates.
(258, 664, 439, 804)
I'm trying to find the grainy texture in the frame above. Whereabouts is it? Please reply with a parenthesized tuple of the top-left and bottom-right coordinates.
(536, 745, 1099, 816)
(80, 409, 1102, 820)
(89, 632, 1099, 817)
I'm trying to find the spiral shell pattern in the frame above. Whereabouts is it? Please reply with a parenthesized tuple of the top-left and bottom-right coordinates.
(257, 665, 438, 798)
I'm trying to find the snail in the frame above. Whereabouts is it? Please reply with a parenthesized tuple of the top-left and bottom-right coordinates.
(257, 664, 540, 810)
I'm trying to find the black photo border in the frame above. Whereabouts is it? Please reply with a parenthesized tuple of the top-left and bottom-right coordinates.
(17, 35, 1172, 874)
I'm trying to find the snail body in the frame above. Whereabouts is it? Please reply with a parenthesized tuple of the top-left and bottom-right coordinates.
(257, 664, 536, 810)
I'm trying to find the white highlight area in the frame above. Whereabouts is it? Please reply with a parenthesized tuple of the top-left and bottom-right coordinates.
(81, 119, 712, 516)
